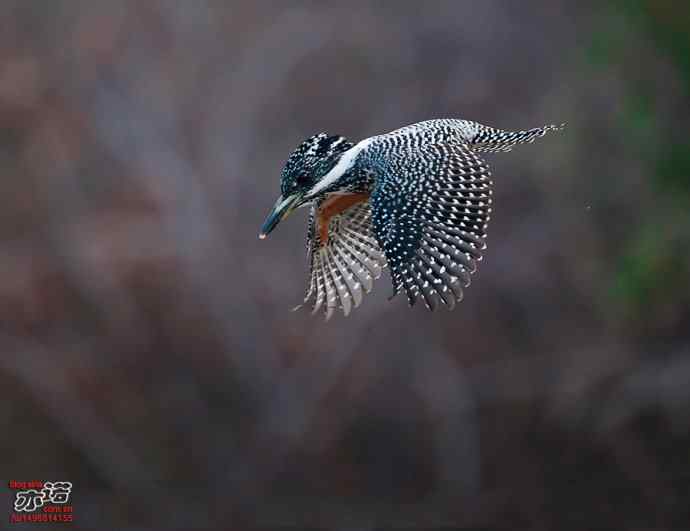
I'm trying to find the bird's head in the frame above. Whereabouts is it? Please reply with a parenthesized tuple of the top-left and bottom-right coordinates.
(259, 133, 354, 239)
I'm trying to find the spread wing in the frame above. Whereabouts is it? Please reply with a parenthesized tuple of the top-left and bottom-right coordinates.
(295, 200, 386, 320)
(368, 142, 492, 310)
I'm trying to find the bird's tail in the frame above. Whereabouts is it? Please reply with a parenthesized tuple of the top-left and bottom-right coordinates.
(470, 122, 565, 153)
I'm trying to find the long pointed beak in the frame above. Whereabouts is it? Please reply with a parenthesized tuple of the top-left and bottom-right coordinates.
(259, 193, 302, 239)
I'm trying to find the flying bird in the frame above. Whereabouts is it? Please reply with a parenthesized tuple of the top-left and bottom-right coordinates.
(260, 119, 563, 319)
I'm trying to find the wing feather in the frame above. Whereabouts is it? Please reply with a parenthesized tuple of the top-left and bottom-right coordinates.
(295, 200, 386, 319)
(368, 141, 492, 309)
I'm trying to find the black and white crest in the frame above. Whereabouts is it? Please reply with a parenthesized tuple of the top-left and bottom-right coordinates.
(280, 133, 353, 197)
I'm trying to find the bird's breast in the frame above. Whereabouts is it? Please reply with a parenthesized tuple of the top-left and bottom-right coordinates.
(317, 192, 370, 245)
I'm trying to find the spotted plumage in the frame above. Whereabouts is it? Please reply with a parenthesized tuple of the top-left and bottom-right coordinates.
(260, 119, 564, 319)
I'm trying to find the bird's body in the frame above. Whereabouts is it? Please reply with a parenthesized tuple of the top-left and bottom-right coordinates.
(260, 119, 564, 319)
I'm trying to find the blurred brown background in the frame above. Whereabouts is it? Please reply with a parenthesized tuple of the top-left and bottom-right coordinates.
(1, 1, 689, 529)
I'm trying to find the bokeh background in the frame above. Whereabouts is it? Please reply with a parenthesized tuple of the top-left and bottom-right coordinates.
(1, 1, 689, 529)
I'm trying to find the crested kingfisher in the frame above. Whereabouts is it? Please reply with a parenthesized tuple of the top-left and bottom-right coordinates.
(259, 119, 564, 319)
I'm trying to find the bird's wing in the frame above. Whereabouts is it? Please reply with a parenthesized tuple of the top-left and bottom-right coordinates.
(367, 141, 492, 310)
(295, 199, 386, 320)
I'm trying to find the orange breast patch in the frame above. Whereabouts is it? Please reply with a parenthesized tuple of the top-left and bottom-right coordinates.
(317, 192, 369, 245)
